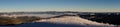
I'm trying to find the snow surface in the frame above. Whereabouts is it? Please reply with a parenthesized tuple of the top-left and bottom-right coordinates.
(0, 14, 120, 27)
(35, 16, 118, 27)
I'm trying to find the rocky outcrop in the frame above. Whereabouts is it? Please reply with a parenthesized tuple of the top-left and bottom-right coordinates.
(78, 13, 120, 25)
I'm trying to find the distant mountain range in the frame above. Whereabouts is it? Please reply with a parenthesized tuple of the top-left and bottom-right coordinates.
(0, 11, 120, 15)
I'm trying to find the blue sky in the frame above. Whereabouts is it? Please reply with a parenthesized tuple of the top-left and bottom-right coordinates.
(0, 0, 120, 12)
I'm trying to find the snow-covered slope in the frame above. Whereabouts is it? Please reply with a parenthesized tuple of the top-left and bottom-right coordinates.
(35, 16, 117, 27)
(0, 14, 119, 27)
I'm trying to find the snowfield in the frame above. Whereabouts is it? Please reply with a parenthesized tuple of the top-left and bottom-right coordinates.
(0, 14, 119, 27)
(36, 16, 116, 27)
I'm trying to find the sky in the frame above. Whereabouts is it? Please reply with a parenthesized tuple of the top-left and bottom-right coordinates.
(0, 0, 120, 12)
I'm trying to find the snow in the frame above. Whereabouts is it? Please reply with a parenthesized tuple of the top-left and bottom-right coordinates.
(35, 16, 116, 27)
(1, 14, 59, 18)
(0, 14, 119, 27)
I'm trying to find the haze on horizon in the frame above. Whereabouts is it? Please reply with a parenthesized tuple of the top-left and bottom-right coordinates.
(0, 0, 120, 12)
